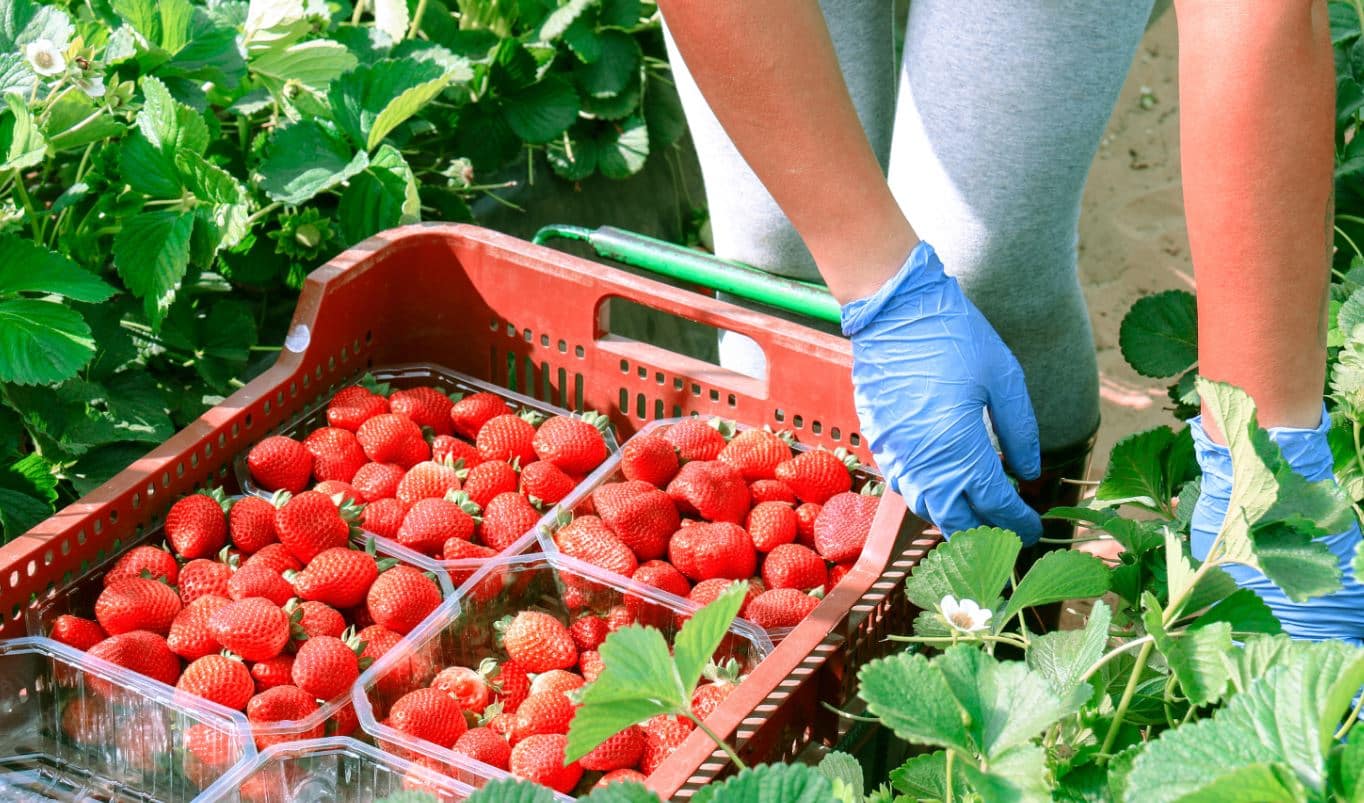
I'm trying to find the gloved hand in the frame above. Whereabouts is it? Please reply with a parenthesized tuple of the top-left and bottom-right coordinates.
(1190, 407, 1364, 643)
(840, 241, 1043, 543)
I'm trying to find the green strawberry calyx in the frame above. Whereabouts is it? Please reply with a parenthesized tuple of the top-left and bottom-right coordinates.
(201, 486, 233, 514)
(358, 373, 391, 397)
(707, 417, 737, 441)
(833, 447, 862, 474)
(442, 490, 483, 520)
(858, 481, 886, 498)
(577, 410, 614, 436)
(517, 408, 548, 427)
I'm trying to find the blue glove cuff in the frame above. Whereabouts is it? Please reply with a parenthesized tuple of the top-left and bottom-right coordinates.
(1190, 402, 1334, 484)
(840, 240, 947, 337)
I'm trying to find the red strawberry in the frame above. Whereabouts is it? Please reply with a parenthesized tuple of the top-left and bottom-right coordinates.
(555, 515, 637, 578)
(245, 543, 302, 575)
(247, 685, 323, 742)
(50, 614, 106, 651)
(813, 491, 879, 563)
(746, 501, 798, 552)
(488, 713, 517, 741)
(228, 562, 294, 606)
(398, 493, 480, 556)
(481, 492, 541, 550)
(795, 502, 821, 548)
(178, 559, 233, 605)
(362, 497, 407, 539)
(630, 560, 692, 606)
(165, 492, 230, 560)
(666, 461, 750, 524)
(367, 565, 442, 635)
(314, 480, 361, 502)
(532, 413, 610, 475)
(668, 522, 756, 582)
(500, 612, 576, 673)
(60, 697, 105, 745)
(442, 537, 496, 563)
(620, 434, 679, 487)
(592, 481, 680, 561)
(605, 605, 636, 632)
(210, 598, 290, 661)
(397, 460, 464, 508)
(181, 723, 240, 787)
(775, 449, 856, 504)
(510, 734, 581, 794)
(431, 434, 483, 468)
(529, 669, 585, 697)
(178, 654, 254, 710)
(352, 462, 406, 502)
(390, 386, 455, 436)
(327, 385, 389, 431)
(292, 634, 361, 700)
(719, 428, 792, 481)
(749, 479, 797, 506)
(579, 650, 604, 683)
(453, 726, 510, 770)
(290, 547, 379, 609)
(569, 616, 609, 652)
(247, 436, 313, 494)
(432, 665, 492, 713)
(289, 599, 347, 642)
(396, 435, 431, 469)
(168, 595, 231, 660)
(388, 687, 467, 748)
(230, 495, 279, 554)
(746, 588, 820, 628)
(329, 702, 360, 737)
(520, 460, 576, 506)
(274, 490, 357, 564)
(476, 413, 539, 464)
(106, 545, 179, 586)
(251, 655, 294, 691)
(641, 715, 694, 775)
(761, 543, 827, 591)
(303, 427, 367, 484)
(357, 624, 427, 698)
(88, 631, 181, 686)
(512, 690, 575, 742)
(463, 460, 520, 508)
(595, 769, 647, 789)
(490, 659, 531, 713)
(826, 562, 854, 593)
(96, 578, 182, 635)
(689, 578, 762, 616)
(451, 392, 509, 440)
(357, 414, 426, 465)
(664, 418, 731, 461)
(691, 668, 737, 720)
(580, 725, 644, 772)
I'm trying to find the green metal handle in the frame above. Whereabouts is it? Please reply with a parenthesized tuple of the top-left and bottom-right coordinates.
(532, 224, 842, 325)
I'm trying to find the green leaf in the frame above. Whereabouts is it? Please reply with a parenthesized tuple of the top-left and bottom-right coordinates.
(957, 743, 1051, 803)
(120, 133, 182, 199)
(0, 488, 52, 538)
(1, 452, 57, 504)
(565, 624, 682, 762)
(257, 120, 368, 205)
(691, 763, 834, 803)
(598, 0, 639, 27)
(903, 526, 1019, 614)
(581, 71, 641, 121)
(0, 237, 115, 302)
(535, 0, 593, 40)
(1119, 289, 1198, 378)
(1001, 549, 1108, 623)
(580, 781, 661, 802)
(2, 93, 44, 171)
(111, 0, 191, 53)
(490, 39, 537, 92)
(1027, 600, 1111, 698)
(453, 101, 520, 170)
(859, 650, 973, 754)
(1144, 595, 1232, 706)
(42, 89, 127, 152)
(337, 144, 419, 244)
(1332, 0, 1361, 44)
(0, 0, 72, 50)
(1334, 335, 1364, 417)
(673, 581, 744, 694)
(112, 209, 195, 327)
(575, 29, 639, 97)
(0, 299, 96, 384)
(1226, 634, 1301, 695)
(644, 71, 686, 149)
(123, 76, 211, 198)
(935, 646, 1088, 758)
(546, 123, 598, 181)
(329, 59, 451, 151)
(1341, 287, 1364, 342)
(66, 443, 152, 495)
(817, 752, 864, 803)
(1044, 506, 1163, 554)
(1093, 426, 1174, 512)
(0, 53, 35, 96)
(1192, 588, 1283, 635)
(1335, 724, 1364, 801)
(561, 19, 601, 62)
(176, 152, 243, 205)
(250, 39, 358, 93)
(596, 113, 648, 178)
(463, 777, 558, 803)
(501, 75, 580, 143)
(890, 752, 964, 800)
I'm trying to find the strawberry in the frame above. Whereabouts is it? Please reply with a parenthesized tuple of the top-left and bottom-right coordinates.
(595, 769, 647, 789)
(453, 726, 510, 770)
(512, 689, 576, 741)
(432, 665, 492, 713)
(578, 650, 604, 683)
(554, 515, 637, 578)
(367, 565, 442, 634)
(210, 598, 290, 661)
(520, 460, 576, 506)
(327, 385, 389, 431)
(749, 479, 797, 506)
(230, 495, 279, 554)
(532, 413, 610, 474)
(328, 702, 360, 737)
(668, 522, 756, 582)
(813, 491, 879, 563)
(88, 631, 181, 686)
(605, 604, 636, 632)
(451, 392, 509, 440)
(719, 428, 792, 481)
(620, 433, 679, 487)
(247, 685, 323, 741)
(689, 578, 762, 616)
(795, 502, 821, 548)
(245, 543, 302, 575)
(569, 616, 609, 652)
(476, 413, 539, 464)
(250, 655, 294, 691)
(177, 558, 232, 605)
(580, 725, 644, 772)
(630, 560, 692, 606)
(388, 687, 467, 748)
(352, 462, 406, 502)
(529, 669, 584, 697)
(489, 659, 531, 713)
(96, 578, 182, 635)
(826, 562, 854, 593)
(397, 435, 432, 469)
(290, 547, 380, 609)
(289, 599, 347, 642)
(292, 634, 361, 700)
(357, 623, 427, 698)
(178, 654, 254, 710)
(746, 501, 798, 552)
(362, 497, 407, 539)
(304, 427, 367, 484)
(691, 664, 737, 720)
(228, 562, 294, 606)
(510, 734, 581, 794)
(666, 461, 750, 524)
(247, 436, 314, 494)
(398, 493, 480, 555)
(106, 545, 179, 586)
(761, 543, 827, 591)
(168, 595, 231, 660)
(592, 481, 679, 561)
(442, 537, 496, 563)
(50, 614, 107, 651)
(463, 460, 520, 508)
(431, 434, 483, 468)
(746, 588, 820, 628)
(481, 492, 541, 550)
(357, 414, 426, 465)
(500, 612, 576, 673)
(397, 460, 464, 508)
(274, 490, 358, 564)
(181, 723, 239, 787)
(314, 480, 362, 502)
(641, 715, 694, 775)
(60, 697, 105, 745)
(663, 417, 731, 462)
(390, 386, 455, 436)
(775, 449, 856, 504)
(165, 492, 230, 560)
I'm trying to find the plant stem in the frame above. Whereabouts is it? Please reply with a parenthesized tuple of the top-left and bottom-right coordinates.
(1038, 535, 1108, 544)
(1336, 690, 1364, 741)
(350, 0, 365, 25)
(688, 714, 748, 771)
(945, 749, 955, 803)
(12, 173, 43, 241)
(246, 201, 282, 228)
(888, 633, 1029, 649)
(1078, 635, 1153, 685)
(1336, 225, 1364, 265)
(1100, 640, 1154, 759)
(407, 0, 429, 38)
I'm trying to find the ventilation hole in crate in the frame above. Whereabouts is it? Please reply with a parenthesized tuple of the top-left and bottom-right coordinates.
(574, 345, 584, 359)
(190, 452, 199, 469)
(204, 442, 213, 459)
(523, 329, 532, 343)
(557, 339, 567, 354)
(672, 378, 683, 392)
(489, 319, 499, 331)
(146, 481, 156, 499)
(314, 365, 323, 380)
(691, 383, 701, 397)
(505, 353, 518, 392)
(25, 561, 33, 578)
(505, 323, 516, 337)
(619, 359, 629, 374)
(727, 393, 737, 408)
(574, 373, 584, 411)
(524, 360, 536, 397)
(792, 416, 804, 429)
(131, 493, 140, 510)
(635, 393, 646, 420)
(653, 399, 664, 419)
(709, 389, 720, 402)
(263, 400, 271, 416)
(619, 388, 629, 415)
(326, 356, 335, 372)
(60, 539, 69, 556)
(231, 423, 239, 439)
(340, 345, 349, 361)
(217, 465, 228, 480)
(540, 361, 552, 401)
(289, 382, 297, 398)
(557, 367, 568, 407)
(811, 421, 822, 435)
(9, 572, 17, 589)
(830, 427, 841, 441)
(8, 605, 17, 621)
(42, 549, 52, 567)
(218, 433, 227, 448)
(352, 338, 361, 355)
(636, 366, 647, 380)
(774, 409, 785, 422)
(302, 373, 310, 389)
(849, 433, 861, 446)
(77, 530, 86, 546)
(654, 371, 664, 385)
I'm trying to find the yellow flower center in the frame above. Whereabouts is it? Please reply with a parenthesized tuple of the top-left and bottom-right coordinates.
(948, 610, 975, 630)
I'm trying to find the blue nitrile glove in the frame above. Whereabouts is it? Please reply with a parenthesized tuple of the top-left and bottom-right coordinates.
(840, 241, 1043, 544)
(1190, 406, 1364, 643)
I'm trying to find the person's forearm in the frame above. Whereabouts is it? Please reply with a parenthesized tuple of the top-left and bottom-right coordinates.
(1176, 0, 1334, 433)
(656, 1, 916, 304)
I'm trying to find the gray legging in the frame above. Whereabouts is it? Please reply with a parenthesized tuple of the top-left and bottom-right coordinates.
(663, 0, 1157, 450)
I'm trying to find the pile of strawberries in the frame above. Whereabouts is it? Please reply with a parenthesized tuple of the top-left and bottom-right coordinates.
(46, 487, 445, 746)
(243, 378, 613, 570)
(550, 419, 881, 631)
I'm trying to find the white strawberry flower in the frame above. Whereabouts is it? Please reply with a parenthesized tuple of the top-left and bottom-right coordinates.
(24, 39, 66, 77)
(940, 595, 991, 633)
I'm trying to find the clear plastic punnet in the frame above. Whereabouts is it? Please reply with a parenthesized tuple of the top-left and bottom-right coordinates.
(0, 636, 254, 801)
(352, 551, 773, 798)
(194, 736, 479, 801)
